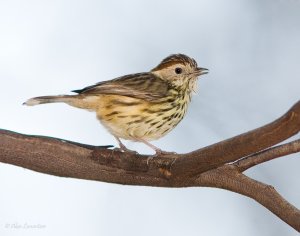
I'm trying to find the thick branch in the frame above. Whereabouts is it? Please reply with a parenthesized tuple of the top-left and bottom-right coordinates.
(172, 100, 300, 176)
(1, 100, 300, 231)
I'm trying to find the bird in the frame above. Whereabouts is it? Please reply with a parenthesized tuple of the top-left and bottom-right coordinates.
(24, 54, 208, 155)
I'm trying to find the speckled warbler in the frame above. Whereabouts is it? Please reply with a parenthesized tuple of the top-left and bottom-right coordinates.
(24, 54, 208, 155)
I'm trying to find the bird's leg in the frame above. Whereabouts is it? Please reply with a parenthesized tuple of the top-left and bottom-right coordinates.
(114, 136, 127, 151)
(113, 135, 137, 153)
(137, 138, 176, 156)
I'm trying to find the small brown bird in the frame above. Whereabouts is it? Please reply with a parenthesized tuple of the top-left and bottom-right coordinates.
(24, 54, 208, 155)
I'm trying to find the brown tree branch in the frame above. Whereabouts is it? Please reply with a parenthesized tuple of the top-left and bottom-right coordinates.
(1, 100, 300, 231)
(235, 139, 300, 172)
(172, 100, 300, 176)
(194, 165, 300, 230)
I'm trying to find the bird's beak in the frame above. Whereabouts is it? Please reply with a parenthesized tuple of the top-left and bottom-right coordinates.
(195, 67, 209, 76)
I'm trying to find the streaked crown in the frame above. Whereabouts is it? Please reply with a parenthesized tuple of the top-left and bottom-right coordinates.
(151, 54, 198, 72)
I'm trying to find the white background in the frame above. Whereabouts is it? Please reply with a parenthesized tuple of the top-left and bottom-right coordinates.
(0, 0, 300, 235)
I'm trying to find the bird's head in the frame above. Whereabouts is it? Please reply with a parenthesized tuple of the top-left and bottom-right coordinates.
(151, 54, 208, 92)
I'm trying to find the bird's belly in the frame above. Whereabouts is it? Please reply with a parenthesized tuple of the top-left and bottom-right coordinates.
(96, 95, 187, 141)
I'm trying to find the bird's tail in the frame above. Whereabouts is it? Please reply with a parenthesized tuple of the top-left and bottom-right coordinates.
(23, 95, 75, 106)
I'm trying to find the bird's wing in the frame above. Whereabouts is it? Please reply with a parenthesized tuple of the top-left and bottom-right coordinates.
(72, 73, 170, 101)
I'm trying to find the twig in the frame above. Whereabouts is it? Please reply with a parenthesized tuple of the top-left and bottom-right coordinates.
(235, 139, 300, 172)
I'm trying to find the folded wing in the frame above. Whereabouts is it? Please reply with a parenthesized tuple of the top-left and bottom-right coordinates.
(72, 73, 170, 101)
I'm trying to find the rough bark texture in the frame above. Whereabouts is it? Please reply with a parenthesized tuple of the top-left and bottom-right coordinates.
(1, 101, 300, 231)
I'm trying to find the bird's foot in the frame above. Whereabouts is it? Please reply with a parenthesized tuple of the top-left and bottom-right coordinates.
(146, 150, 177, 167)
(113, 136, 138, 154)
(154, 149, 177, 157)
(114, 145, 138, 155)
(136, 138, 176, 157)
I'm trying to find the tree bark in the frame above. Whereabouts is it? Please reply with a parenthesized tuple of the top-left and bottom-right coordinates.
(1, 101, 300, 231)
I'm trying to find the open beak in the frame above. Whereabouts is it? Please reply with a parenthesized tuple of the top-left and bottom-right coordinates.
(195, 67, 209, 76)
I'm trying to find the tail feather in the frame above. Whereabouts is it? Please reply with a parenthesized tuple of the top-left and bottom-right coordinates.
(23, 95, 73, 106)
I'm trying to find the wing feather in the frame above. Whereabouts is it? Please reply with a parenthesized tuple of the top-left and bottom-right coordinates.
(72, 73, 170, 101)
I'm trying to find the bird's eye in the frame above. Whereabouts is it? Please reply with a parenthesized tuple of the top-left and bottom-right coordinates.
(175, 67, 182, 74)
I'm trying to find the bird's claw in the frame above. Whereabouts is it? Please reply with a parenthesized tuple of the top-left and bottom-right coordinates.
(154, 150, 177, 157)
(113, 147, 138, 155)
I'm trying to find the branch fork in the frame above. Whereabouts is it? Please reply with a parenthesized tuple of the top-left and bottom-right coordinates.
(1, 101, 300, 231)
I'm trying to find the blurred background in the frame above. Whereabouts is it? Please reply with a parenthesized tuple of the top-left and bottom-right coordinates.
(0, 0, 300, 235)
